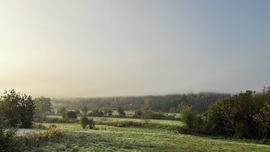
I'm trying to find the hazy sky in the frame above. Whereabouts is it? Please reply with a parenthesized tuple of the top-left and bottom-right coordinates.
(0, 0, 269, 97)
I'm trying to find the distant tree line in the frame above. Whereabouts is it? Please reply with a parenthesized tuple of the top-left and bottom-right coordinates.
(52, 92, 230, 112)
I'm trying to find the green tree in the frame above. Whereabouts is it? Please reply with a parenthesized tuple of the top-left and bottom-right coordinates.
(117, 106, 126, 117)
(253, 102, 270, 142)
(205, 99, 231, 135)
(206, 91, 257, 138)
(34, 97, 53, 114)
(34, 96, 53, 122)
(181, 107, 201, 130)
(221, 91, 254, 138)
(81, 107, 89, 116)
(57, 107, 67, 119)
(80, 108, 95, 129)
(80, 115, 89, 129)
(103, 108, 109, 116)
(108, 109, 113, 116)
(0, 90, 35, 128)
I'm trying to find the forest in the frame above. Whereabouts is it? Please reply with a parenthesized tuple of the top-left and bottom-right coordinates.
(52, 92, 230, 112)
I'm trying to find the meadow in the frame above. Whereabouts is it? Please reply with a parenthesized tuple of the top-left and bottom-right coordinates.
(24, 118, 270, 152)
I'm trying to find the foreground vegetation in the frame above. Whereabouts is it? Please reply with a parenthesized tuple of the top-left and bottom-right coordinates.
(25, 120, 270, 152)
(1, 87, 270, 151)
(180, 87, 270, 141)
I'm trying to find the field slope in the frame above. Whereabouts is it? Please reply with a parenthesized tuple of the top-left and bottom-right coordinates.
(25, 119, 270, 152)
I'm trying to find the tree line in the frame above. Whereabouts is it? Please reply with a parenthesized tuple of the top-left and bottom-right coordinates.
(180, 86, 270, 142)
(52, 92, 230, 112)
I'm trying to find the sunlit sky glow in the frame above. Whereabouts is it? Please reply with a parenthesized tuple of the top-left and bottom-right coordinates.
(0, 0, 269, 97)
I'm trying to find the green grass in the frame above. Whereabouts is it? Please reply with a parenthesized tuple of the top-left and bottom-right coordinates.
(25, 119, 270, 152)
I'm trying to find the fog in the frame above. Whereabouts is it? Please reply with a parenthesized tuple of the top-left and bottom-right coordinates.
(0, 0, 269, 97)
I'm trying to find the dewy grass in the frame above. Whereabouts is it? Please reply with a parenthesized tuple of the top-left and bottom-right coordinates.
(25, 119, 270, 152)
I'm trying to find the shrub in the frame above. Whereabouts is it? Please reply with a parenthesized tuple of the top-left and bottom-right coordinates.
(253, 102, 270, 142)
(0, 90, 35, 128)
(205, 91, 259, 138)
(22, 127, 65, 147)
(141, 110, 153, 124)
(57, 107, 67, 119)
(81, 107, 89, 116)
(67, 111, 77, 119)
(181, 107, 198, 130)
(133, 110, 142, 118)
(117, 106, 126, 117)
(0, 118, 22, 152)
(80, 115, 89, 129)
(103, 108, 113, 116)
(88, 118, 95, 129)
(80, 116, 95, 129)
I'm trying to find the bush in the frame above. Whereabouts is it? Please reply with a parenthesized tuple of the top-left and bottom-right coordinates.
(57, 107, 67, 119)
(117, 106, 126, 117)
(141, 110, 153, 124)
(67, 111, 77, 119)
(0, 90, 35, 128)
(22, 127, 65, 147)
(181, 107, 198, 130)
(88, 118, 95, 129)
(80, 116, 95, 129)
(0, 118, 22, 152)
(205, 91, 259, 138)
(133, 110, 142, 118)
(252, 102, 270, 142)
(80, 115, 89, 129)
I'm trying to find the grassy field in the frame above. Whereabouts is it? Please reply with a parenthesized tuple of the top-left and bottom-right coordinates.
(24, 118, 270, 152)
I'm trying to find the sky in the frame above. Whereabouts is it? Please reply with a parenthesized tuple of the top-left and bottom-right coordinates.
(0, 0, 269, 98)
